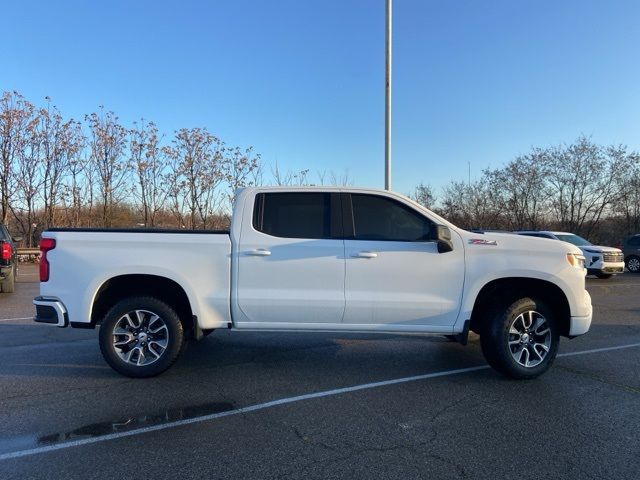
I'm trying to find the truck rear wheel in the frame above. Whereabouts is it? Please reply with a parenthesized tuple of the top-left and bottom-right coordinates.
(480, 297, 559, 379)
(99, 296, 185, 378)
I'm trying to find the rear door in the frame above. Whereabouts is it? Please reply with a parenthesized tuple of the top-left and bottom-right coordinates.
(236, 192, 345, 326)
(342, 193, 465, 328)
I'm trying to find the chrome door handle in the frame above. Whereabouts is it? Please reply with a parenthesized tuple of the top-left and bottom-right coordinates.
(246, 249, 271, 256)
(351, 251, 378, 259)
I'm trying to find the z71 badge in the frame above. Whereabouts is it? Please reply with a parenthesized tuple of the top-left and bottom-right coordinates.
(469, 238, 498, 246)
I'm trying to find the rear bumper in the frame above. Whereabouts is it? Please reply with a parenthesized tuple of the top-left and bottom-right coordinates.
(0, 265, 12, 280)
(33, 296, 68, 327)
(569, 291, 592, 336)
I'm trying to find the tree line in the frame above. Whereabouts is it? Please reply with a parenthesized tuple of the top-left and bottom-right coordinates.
(411, 136, 640, 245)
(2, 90, 638, 247)
(0, 91, 329, 246)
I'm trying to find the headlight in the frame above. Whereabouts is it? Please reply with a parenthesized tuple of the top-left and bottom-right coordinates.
(567, 253, 585, 268)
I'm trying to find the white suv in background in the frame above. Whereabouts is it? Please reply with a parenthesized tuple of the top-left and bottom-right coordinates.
(515, 231, 625, 279)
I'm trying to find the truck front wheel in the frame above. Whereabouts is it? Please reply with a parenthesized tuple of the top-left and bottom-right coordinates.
(480, 297, 559, 379)
(99, 296, 185, 378)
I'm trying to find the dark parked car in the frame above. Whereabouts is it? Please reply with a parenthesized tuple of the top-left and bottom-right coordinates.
(0, 224, 21, 293)
(623, 234, 640, 273)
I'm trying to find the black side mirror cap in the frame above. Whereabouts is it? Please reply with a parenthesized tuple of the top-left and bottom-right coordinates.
(434, 225, 454, 253)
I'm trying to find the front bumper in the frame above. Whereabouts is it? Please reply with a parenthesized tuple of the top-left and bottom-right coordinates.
(33, 296, 68, 327)
(586, 259, 625, 274)
(569, 290, 592, 336)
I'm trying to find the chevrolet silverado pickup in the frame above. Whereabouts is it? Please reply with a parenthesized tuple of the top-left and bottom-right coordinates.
(33, 187, 593, 379)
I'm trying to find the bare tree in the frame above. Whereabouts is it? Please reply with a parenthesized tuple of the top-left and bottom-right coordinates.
(485, 151, 548, 230)
(0, 92, 33, 224)
(316, 169, 327, 185)
(544, 137, 632, 236)
(164, 152, 187, 228)
(86, 109, 129, 227)
(61, 153, 92, 227)
(13, 111, 43, 246)
(130, 120, 167, 226)
(40, 100, 83, 228)
(250, 159, 265, 187)
(270, 161, 309, 186)
(328, 169, 353, 186)
(411, 182, 436, 209)
(163, 128, 225, 229)
(613, 156, 640, 235)
(224, 146, 260, 208)
(438, 179, 502, 230)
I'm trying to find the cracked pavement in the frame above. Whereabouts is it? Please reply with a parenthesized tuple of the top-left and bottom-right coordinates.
(0, 265, 638, 479)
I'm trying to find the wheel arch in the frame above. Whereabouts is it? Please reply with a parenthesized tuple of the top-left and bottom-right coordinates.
(469, 277, 571, 337)
(90, 274, 196, 336)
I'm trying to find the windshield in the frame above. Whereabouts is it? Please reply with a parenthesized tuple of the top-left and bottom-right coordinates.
(554, 234, 592, 247)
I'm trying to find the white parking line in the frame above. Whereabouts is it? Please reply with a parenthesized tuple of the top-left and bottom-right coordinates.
(558, 343, 640, 357)
(0, 317, 32, 323)
(0, 341, 639, 462)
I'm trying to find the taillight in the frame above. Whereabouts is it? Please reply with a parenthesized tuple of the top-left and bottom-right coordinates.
(1, 242, 11, 261)
(39, 238, 56, 282)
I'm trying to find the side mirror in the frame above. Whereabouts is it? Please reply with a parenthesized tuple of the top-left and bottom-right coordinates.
(12, 236, 23, 243)
(434, 225, 453, 253)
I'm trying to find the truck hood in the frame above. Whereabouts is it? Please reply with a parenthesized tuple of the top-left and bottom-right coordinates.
(579, 245, 622, 254)
(457, 230, 582, 256)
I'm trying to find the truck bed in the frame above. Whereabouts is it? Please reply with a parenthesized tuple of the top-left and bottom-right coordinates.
(40, 229, 233, 329)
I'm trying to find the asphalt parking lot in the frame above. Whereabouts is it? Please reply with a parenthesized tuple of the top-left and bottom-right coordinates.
(0, 265, 638, 479)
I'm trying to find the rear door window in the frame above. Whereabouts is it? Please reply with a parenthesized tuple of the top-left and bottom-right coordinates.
(253, 192, 341, 239)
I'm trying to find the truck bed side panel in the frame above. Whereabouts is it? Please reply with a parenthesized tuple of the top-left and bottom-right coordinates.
(40, 232, 232, 329)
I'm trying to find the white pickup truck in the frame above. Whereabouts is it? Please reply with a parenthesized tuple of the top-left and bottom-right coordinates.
(34, 187, 592, 379)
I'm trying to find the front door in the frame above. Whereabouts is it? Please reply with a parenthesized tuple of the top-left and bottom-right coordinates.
(342, 193, 464, 328)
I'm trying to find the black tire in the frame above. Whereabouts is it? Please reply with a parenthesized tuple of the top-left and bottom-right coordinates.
(99, 296, 185, 378)
(480, 297, 559, 379)
(0, 267, 15, 293)
(626, 256, 640, 273)
(595, 272, 613, 279)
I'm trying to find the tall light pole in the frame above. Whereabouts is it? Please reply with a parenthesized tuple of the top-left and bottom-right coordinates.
(385, 0, 392, 190)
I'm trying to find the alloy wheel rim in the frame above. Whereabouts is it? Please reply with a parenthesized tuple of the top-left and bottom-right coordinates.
(628, 258, 640, 272)
(508, 310, 551, 368)
(112, 310, 169, 366)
